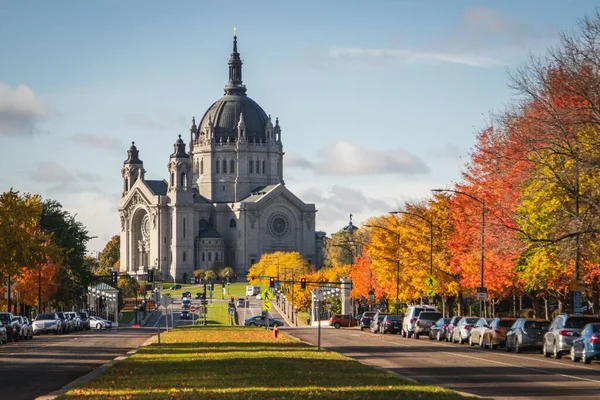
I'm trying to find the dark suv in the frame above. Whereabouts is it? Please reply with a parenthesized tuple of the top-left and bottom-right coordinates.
(359, 312, 376, 331)
(543, 314, 600, 359)
(0, 313, 20, 342)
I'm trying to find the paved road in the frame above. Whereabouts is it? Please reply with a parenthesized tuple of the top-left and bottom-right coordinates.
(285, 326, 600, 400)
(0, 328, 154, 400)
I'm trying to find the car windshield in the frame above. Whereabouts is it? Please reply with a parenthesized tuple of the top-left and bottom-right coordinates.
(590, 324, 600, 333)
(524, 320, 550, 330)
(36, 314, 56, 320)
(387, 316, 402, 321)
(565, 317, 600, 329)
(377, 316, 386, 321)
(464, 318, 479, 324)
(451, 316, 464, 325)
(0, 314, 10, 323)
(497, 320, 516, 327)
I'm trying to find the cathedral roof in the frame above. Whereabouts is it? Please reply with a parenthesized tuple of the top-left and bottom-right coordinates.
(198, 32, 269, 143)
(198, 227, 222, 238)
(145, 180, 168, 195)
(239, 184, 280, 203)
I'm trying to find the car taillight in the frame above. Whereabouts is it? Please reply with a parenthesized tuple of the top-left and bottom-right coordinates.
(386, 321, 391, 325)
(591, 335, 600, 344)
(464, 325, 471, 330)
(442, 325, 447, 329)
(558, 330, 573, 336)
(410, 318, 414, 324)
(494, 329, 501, 334)
(416, 320, 420, 327)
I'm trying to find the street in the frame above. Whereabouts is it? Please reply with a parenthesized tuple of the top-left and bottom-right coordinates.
(0, 328, 154, 400)
(285, 326, 600, 400)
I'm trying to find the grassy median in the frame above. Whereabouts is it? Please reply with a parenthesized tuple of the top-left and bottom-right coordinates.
(63, 327, 463, 400)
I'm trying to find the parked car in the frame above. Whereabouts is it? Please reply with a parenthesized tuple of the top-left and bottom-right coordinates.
(359, 312, 376, 331)
(401, 305, 437, 338)
(0, 312, 20, 342)
(329, 314, 358, 329)
(181, 291, 191, 299)
(506, 318, 550, 353)
(88, 316, 106, 329)
(15, 316, 34, 340)
(244, 315, 282, 327)
(99, 317, 113, 329)
(482, 317, 517, 349)
(543, 315, 600, 359)
(0, 321, 8, 344)
(380, 315, 402, 334)
(182, 300, 191, 309)
(430, 318, 452, 341)
(445, 316, 465, 342)
(413, 311, 443, 339)
(570, 322, 600, 364)
(452, 317, 480, 344)
(77, 312, 90, 330)
(33, 313, 62, 335)
(55, 312, 71, 333)
(172, 284, 182, 290)
(65, 312, 81, 331)
(469, 318, 493, 347)
(180, 310, 191, 320)
(370, 314, 388, 333)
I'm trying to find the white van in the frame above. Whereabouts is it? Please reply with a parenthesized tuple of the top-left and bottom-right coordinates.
(246, 285, 261, 296)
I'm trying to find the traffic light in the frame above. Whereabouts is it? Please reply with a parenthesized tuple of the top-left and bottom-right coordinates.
(300, 277, 306, 289)
(111, 271, 118, 284)
(147, 269, 154, 283)
(269, 277, 275, 288)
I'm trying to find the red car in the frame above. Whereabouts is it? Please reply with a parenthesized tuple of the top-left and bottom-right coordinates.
(329, 314, 358, 329)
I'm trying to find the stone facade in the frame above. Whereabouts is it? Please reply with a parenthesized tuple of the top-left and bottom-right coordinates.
(118, 34, 320, 281)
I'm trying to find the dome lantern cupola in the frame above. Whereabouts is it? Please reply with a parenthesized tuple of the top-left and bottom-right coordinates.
(124, 141, 142, 165)
(170, 135, 190, 159)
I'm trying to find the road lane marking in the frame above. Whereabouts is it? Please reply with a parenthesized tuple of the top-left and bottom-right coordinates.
(367, 332, 600, 384)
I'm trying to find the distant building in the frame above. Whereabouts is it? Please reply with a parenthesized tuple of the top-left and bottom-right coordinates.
(118, 33, 321, 281)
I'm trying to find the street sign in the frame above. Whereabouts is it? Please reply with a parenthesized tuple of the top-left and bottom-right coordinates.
(441, 295, 447, 303)
(262, 302, 272, 311)
(425, 276, 438, 288)
(476, 287, 488, 293)
(190, 306, 196, 312)
(574, 290, 582, 315)
(261, 288, 273, 302)
(426, 289, 436, 297)
(475, 292, 488, 301)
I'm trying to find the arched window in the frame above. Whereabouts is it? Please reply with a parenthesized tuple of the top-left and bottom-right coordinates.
(170, 173, 174, 186)
(222, 159, 227, 173)
(208, 252, 212, 261)
(256, 160, 260, 174)
(183, 252, 187, 262)
(202, 252, 205, 262)
(183, 218, 186, 238)
(215, 253, 219, 261)
(180, 172, 186, 187)
(249, 159, 253, 173)
(125, 178, 129, 191)
(229, 218, 236, 228)
(216, 159, 220, 173)
(200, 159, 204, 174)
(262, 160, 266, 174)
(230, 159, 235, 174)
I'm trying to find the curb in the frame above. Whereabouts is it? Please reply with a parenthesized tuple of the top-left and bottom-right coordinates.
(35, 334, 158, 400)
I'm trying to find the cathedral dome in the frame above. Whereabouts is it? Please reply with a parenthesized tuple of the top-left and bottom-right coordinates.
(199, 95, 268, 143)
(198, 32, 269, 143)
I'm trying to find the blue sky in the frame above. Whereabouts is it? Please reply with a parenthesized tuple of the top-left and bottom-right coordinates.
(0, 0, 597, 253)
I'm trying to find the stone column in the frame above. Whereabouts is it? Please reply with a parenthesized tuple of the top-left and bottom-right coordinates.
(340, 277, 352, 315)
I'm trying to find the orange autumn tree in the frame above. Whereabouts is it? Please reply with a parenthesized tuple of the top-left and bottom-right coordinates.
(349, 255, 384, 301)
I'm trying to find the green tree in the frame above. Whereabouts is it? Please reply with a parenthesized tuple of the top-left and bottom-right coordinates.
(97, 235, 120, 276)
(219, 267, 234, 281)
(193, 269, 206, 280)
(117, 274, 140, 298)
(204, 270, 217, 281)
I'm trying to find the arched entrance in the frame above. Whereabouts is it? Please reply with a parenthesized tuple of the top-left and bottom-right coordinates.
(131, 208, 151, 274)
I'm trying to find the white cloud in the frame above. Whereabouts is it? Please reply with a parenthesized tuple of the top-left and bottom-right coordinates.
(69, 133, 123, 151)
(330, 7, 549, 68)
(285, 151, 314, 169)
(330, 48, 502, 68)
(0, 83, 49, 136)
(23, 161, 106, 195)
(287, 141, 429, 176)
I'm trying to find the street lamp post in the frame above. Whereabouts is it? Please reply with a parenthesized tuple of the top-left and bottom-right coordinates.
(432, 188, 485, 317)
(364, 224, 401, 315)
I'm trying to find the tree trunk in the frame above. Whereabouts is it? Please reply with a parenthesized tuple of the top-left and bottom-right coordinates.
(544, 297, 550, 321)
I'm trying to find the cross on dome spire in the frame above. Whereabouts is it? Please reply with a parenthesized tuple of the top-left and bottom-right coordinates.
(224, 27, 247, 96)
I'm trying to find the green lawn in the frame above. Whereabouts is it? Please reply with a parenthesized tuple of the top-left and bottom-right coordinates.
(63, 327, 464, 400)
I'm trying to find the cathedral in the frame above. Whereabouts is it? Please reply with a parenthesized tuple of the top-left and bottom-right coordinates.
(118, 33, 321, 282)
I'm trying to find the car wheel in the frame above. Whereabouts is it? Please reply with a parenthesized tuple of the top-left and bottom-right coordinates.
(249, 322, 256, 327)
(96, 323, 102, 329)
(334, 322, 341, 329)
(505, 339, 512, 352)
(437, 331, 443, 341)
(469, 336, 474, 346)
(583, 351, 591, 364)
(429, 332, 434, 341)
(542, 342, 551, 357)
(515, 340, 522, 353)
(414, 332, 419, 339)
(570, 346, 580, 362)
(554, 343, 562, 359)
(360, 326, 363, 331)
